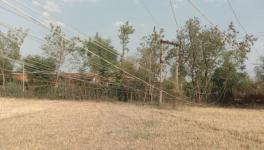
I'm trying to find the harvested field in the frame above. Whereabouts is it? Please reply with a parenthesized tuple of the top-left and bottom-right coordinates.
(0, 97, 263, 150)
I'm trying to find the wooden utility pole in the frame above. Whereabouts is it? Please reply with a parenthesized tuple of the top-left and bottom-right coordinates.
(175, 46, 179, 93)
(22, 62, 25, 93)
(159, 41, 164, 105)
(150, 27, 158, 103)
(160, 40, 180, 101)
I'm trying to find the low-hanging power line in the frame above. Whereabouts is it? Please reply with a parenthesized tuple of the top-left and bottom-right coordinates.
(0, 0, 220, 106)
(0, 53, 154, 96)
(0, 21, 174, 96)
(10, 0, 175, 84)
(3, 0, 182, 92)
(0, 30, 157, 96)
(0, 0, 179, 100)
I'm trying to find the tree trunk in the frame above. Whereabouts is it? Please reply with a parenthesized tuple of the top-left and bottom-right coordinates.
(1, 69, 5, 90)
(194, 79, 198, 103)
(130, 90, 133, 103)
(143, 86, 147, 103)
(191, 71, 196, 101)
(122, 40, 125, 62)
(203, 68, 209, 102)
(149, 44, 153, 103)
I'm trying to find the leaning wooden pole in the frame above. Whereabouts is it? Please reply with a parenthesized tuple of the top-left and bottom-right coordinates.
(22, 62, 25, 93)
(159, 41, 164, 105)
(175, 46, 179, 94)
(150, 27, 157, 103)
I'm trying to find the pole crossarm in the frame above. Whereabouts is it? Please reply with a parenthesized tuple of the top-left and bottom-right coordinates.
(160, 40, 179, 47)
(160, 39, 181, 95)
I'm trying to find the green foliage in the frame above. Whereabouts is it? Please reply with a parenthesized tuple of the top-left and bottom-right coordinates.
(171, 18, 256, 103)
(118, 21, 135, 58)
(42, 24, 75, 73)
(137, 28, 165, 84)
(0, 20, 258, 105)
(78, 33, 118, 80)
(0, 28, 28, 58)
(252, 56, 264, 95)
(209, 22, 256, 103)
(24, 55, 56, 85)
(174, 18, 225, 102)
(211, 62, 253, 104)
(0, 27, 28, 67)
(0, 27, 28, 88)
(224, 23, 257, 71)
(117, 21, 135, 93)
(255, 56, 264, 82)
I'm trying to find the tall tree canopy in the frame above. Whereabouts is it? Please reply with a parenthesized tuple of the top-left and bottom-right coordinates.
(0, 27, 28, 89)
(255, 56, 264, 82)
(118, 21, 135, 60)
(24, 55, 56, 85)
(42, 24, 75, 85)
(170, 18, 256, 103)
(74, 33, 118, 82)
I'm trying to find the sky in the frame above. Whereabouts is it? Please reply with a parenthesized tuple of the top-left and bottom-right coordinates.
(0, 0, 263, 77)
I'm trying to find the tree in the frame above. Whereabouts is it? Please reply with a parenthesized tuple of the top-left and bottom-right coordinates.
(24, 55, 56, 85)
(23, 55, 56, 97)
(117, 22, 135, 97)
(224, 22, 256, 68)
(0, 27, 27, 89)
(198, 26, 224, 100)
(252, 56, 264, 96)
(42, 24, 75, 87)
(118, 21, 135, 61)
(255, 56, 264, 82)
(210, 22, 256, 104)
(175, 18, 225, 102)
(183, 18, 203, 102)
(211, 60, 253, 104)
(137, 28, 166, 102)
(171, 19, 255, 103)
(76, 33, 118, 83)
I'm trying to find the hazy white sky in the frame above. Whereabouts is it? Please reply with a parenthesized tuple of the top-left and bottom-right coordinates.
(0, 0, 263, 76)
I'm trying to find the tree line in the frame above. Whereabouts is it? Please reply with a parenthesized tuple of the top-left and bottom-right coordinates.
(0, 18, 263, 105)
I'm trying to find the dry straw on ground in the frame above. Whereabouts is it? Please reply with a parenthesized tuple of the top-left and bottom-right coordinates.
(0, 97, 263, 150)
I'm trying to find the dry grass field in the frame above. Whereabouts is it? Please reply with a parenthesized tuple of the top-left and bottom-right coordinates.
(0, 97, 263, 150)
